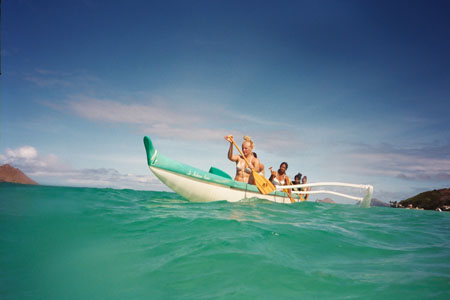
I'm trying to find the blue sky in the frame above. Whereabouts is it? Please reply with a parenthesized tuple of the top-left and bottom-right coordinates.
(1, 0, 449, 201)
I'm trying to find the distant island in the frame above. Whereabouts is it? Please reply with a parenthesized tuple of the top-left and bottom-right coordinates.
(316, 198, 335, 204)
(0, 164, 38, 185)
(391, 188, 450, 211)
(370, 198, 390, 207)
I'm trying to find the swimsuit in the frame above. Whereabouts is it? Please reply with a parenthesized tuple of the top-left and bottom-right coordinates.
(236, 159, 252, 174)
(271, 176, 286, 186)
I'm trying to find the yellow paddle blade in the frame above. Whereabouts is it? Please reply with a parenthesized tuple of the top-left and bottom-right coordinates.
(252, 170, 276, 195)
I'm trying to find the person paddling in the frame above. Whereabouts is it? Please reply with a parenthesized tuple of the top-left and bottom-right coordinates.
(269, 162, 295, 202)
(225, 135, 260, 184)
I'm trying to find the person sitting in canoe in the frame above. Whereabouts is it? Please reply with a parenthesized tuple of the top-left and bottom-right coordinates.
(300, 175, 310, 201)
(269, 162, 291, 186)
(292, 173, 302, 191)
(225, 135, 261, 184)
(269, 162, 294, 202)
(253, 152, 265, 176)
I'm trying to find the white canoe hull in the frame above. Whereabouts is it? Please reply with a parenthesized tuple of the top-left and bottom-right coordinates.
(150, 166, 295, 204)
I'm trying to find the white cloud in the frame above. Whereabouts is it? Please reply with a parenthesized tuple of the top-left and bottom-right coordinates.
(342, 143, 450, 181)
(60, 168, 161, 190)
(25, 76, 73, 87)
(1, 146, 58, 171)
(5, 146, 37, 160)
(61, 96, 299, 146)
(65, 96, 218, 141)
(25, 68, 100, 88)
(67, 96, 200, 125)
(1, 146, 161, 190)
(143, 123, 230, 141)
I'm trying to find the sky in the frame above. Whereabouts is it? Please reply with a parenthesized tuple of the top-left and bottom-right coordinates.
(1, 0, 450, 202)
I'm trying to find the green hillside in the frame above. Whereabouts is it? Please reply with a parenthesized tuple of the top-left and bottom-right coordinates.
(400, 189, 450, 210)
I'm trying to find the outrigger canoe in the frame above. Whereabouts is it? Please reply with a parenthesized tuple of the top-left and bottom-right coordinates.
(144, 136, 373, 207)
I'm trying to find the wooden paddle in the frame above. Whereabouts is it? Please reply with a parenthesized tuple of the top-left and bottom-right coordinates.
(229, 137, 275, 195)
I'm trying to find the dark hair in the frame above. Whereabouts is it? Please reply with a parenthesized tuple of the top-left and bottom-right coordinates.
(280, 162, 288, 169)
(294, 173, 302, 180)
(252, 152, 257, 158)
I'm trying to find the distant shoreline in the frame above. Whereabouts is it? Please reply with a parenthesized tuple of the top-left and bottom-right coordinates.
(391, 188, 450, 211)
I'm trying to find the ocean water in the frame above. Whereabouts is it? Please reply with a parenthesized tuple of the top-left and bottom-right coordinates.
(1, 183, 449, 299)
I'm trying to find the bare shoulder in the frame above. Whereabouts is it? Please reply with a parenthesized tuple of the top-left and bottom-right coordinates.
(229, 154, 240, 162)
(252, 157, 260, 164)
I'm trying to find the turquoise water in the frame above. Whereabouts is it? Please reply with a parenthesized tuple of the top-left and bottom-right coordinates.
(1, 183, 449, 299)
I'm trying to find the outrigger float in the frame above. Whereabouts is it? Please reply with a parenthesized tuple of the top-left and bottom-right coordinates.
(144, 136, 373, 207)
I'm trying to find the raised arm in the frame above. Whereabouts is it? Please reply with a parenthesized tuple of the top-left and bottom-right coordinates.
(268, 167, 276, 181)
(225, 135, 239, 162)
